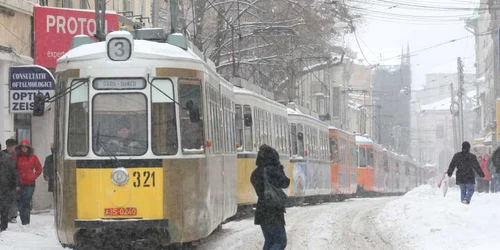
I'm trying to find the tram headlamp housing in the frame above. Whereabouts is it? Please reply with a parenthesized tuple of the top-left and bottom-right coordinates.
(111, 167, 129, 186)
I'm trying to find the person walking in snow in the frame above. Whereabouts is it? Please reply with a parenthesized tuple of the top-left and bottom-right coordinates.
(2, 139, 19, 223)
(488, 146, 500, 193)
(43, 143, 55, 193)
(251, 144, 290, 250)
(478, 154, 491, 193)
(0, 144, 20, 232)
(447, 141, 485, 204)
(15, 139, 42, 226)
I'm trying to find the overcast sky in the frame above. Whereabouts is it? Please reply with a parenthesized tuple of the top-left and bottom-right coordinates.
(344, 0, 480, 89)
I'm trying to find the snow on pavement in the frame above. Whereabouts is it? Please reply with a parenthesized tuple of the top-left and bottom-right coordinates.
(196, 197, 395, 250)
(376, 184, 500, 250)
(0, 211, 65, 250)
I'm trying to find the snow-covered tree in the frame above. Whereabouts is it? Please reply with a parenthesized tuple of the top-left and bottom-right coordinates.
(158, 0, 359, 99)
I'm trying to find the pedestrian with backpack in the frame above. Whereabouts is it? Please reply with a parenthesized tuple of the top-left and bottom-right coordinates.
(251, 144, 290, 250)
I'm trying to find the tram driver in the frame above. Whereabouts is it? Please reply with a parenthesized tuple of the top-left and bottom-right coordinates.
(101, 119, 145, 155)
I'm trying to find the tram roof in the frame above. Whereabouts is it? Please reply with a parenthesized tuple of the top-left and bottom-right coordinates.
(356, 135, 373, 144)
(287, 107, 329, 129)
(328, 126, 355, 136)
(233, 86, 287, 113)
(57, 39, 202, 64)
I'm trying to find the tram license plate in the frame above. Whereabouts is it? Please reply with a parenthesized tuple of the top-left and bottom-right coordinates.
(104, 207, 137, 216)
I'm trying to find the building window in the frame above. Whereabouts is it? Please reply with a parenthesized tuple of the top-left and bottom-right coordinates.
(14, 114, 31, 143)
(436, 124, 444, 139)
(81, 0, 88, 9)
(332, 87, 340, 117)
(63, 0, 73, 8)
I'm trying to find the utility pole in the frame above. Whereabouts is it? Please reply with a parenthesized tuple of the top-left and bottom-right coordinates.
(377, 106, 381, 143)
(457, 57, 465, 144)
(94, 0, 107, 41)
(489, 0, 499, 147)
(450, 83, 458, 152)
(169, 0, 178, 33)
(152, 0, 160, 27)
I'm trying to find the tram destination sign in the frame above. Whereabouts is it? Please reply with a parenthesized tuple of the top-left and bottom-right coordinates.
(94, 78, 146, 90)
(9, 65, 55, 113)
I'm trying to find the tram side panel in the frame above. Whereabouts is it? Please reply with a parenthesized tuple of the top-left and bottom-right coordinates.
(55, 159, 78, 246)
(163, 156, 236, 243)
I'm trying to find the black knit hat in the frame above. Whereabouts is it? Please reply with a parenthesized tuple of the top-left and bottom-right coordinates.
(462, 141, 471, 150)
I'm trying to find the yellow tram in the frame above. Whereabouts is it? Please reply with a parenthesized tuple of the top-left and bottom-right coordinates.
(50, 30, 237, 248)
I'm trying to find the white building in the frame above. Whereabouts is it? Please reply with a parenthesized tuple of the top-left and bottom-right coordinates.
(413, 90, 477, 173)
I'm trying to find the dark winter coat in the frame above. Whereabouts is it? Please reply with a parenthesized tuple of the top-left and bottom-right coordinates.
(0, 151, 20, 203)
(251, 145, 290, 226)
(489, 147, 500, 174)
(447, 145, 484, 185)
(43, 153, 54, 192)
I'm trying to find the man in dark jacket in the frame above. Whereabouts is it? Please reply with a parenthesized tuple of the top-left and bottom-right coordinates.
(488, 146, 500, 193)
(251, 144, 290, 250)
(2, 139, 18, 223)
(447, 141, 485, 204)
(0, 148, 20, 231)
(43, 143, 55, 193)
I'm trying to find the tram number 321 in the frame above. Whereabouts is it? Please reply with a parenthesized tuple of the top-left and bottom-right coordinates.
(132, 171, 156, 187)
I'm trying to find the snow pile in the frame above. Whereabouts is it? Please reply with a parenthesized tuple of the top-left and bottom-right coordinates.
(0, 211, 65, 250)
(376, 184, 500, 250)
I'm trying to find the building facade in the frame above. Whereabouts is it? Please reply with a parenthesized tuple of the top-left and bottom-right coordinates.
(371, 47, 412, 155)
(295, 56, 374, 137)
(466, 0, 498, 146)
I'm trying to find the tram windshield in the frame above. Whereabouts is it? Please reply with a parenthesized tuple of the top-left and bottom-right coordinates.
(92, 93, 148, 156)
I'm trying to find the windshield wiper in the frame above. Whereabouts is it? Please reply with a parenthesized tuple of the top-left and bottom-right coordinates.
(95, 122, 123, 169)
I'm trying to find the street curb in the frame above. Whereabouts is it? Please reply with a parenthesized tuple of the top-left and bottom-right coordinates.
(31, 209, 53, 215)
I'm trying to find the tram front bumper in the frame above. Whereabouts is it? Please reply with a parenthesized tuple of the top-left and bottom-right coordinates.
(75, 219, 168, 229)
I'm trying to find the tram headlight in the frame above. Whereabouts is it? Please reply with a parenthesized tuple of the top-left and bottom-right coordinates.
(111, 167, 129, 186)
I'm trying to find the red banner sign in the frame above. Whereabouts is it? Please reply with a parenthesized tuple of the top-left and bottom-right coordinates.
(34, 6, 119, 68)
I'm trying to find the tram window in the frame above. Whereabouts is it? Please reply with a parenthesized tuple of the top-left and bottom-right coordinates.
(255, 108, 261, 146)
(151, 79, 178, 155)
(297, 124, 304, 157)
(274, 115, 279, 152)
(92, 93, 148, 156)
(267, 112, 272, 145)
(339, 139, 344, 164)
(244, 105, 253, 151)
(235, 104, 243, 151)
(359, 148, 366, 167)
(290, 123, 297, 156)
(179, 79, 204, 153)
(351, 143, 357, 166)
(68, 79, 89, 156)
(368, 148, 374, 167)
(230, 101, 236, 152)
(330, 137, 338, 163)
(56, 76, 65, 156)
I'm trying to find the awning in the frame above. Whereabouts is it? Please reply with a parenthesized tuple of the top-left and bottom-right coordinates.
(484, 133, 492, 145)
(473, 137, 484, 145)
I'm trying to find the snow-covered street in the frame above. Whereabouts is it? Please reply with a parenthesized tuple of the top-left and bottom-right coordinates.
(376, 184, 500, 250)
(0, 210, 64, 250)
(3, 185, 500, 250)
(196, 197, 395, 250)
